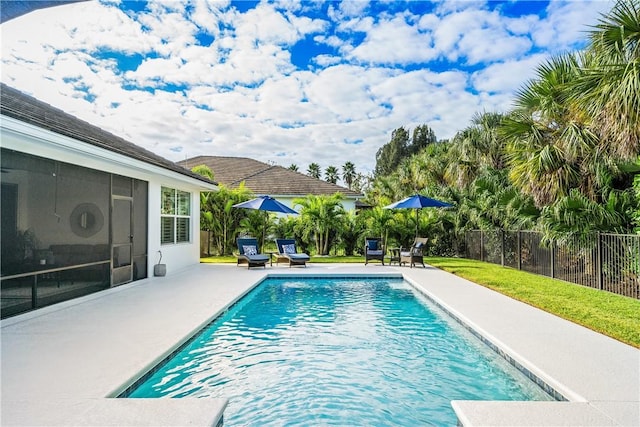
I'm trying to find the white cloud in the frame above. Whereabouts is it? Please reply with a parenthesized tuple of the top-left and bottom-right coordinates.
(232, 3, 302, 45)
(287, 12, 330, 35)
(337, 0, 371, 19)
(348, 14, 437, 65)
(457, 26, 532, 64)
(189, 0, 231, 35)
(532, 1, 612, 50)
(305, 64, 385, 121)
(430, 8, 536, 64)
(313, 34, 346, 49)
(504, 13, 540, 36)
(312, 54, 342, 67)
(471, 53, 548, 94)
(0, 0, 611, 176)
(434, 0, 488, 15)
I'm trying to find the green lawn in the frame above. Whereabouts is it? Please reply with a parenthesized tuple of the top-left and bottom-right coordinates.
(426, 257, 640, 348)
(200, 255, 640, 348)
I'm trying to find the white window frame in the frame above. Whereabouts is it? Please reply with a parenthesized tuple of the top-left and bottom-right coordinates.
(161, 187, 191, 245)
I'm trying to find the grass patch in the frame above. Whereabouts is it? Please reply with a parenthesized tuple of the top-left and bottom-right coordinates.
(200, 254, 640, 347)
(426, 257, 640, 348)
(201, 256, 236, 263)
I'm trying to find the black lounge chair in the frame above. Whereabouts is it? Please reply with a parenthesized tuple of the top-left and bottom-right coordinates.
(236, 237, 269, 269)
(364, 237, 385, 265)
(400, 237, 428, 268)
(275, 238, 310, 267)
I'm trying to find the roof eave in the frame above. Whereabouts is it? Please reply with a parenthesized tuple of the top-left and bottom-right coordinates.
(1, 114, 218, 191)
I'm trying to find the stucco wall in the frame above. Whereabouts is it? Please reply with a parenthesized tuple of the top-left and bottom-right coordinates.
(147, 181, 201, 277)
(271, 195, 357, 214)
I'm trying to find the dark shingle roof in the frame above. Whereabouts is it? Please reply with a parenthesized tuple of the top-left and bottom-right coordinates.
(1, 1, 88, 23)
(0, 84, 215, 186)
(179, 156, 362, 198)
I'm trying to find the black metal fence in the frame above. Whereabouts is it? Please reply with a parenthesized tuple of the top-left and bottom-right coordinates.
(465, 230, 640, 299)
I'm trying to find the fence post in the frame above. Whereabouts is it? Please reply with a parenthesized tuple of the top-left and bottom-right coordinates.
(501, 229, 505, 266)
(32, 274, 38, 309)
(550, 240, 555, 279)
(465, 232, 469, 259)
(517, 231, 522, 270)
(480, 230, 484, 262)
(597, 232, 603, 290)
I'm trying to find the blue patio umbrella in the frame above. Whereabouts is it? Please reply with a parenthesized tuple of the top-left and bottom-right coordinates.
(233, 195, 298, 214)
(232, 195, 298, 251)
(384, 194, 452, 237)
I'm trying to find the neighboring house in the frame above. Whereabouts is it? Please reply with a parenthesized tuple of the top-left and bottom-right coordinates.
(179, 156, 364, 212)
(0, 84, 217, 319)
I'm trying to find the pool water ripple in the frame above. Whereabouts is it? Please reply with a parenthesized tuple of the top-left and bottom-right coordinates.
(128, 277, 554, 425)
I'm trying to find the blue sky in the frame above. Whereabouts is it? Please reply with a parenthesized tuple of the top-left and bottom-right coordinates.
(1, 0, 613, 179)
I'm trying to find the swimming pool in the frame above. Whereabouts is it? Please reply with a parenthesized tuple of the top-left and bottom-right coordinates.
(125, 277, 555, 425)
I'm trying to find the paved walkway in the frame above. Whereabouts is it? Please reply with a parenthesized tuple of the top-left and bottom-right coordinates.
(1, 263, 638, 426)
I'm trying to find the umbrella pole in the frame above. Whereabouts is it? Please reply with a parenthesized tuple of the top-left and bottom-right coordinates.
(415, 209, 419, 238)
(263, 211, 267, 253)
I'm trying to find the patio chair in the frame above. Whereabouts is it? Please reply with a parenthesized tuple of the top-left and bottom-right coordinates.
(400, 237, 428, 268)
(236, 237, 270, 269)
(364, 237, 385, 265)
(274, 238, 310, 267)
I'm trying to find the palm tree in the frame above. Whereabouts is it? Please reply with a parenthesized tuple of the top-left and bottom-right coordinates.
(288, 164, 299, 172)
(239, 210, 273, 252)
(293, 193, 345, 255)
(342, 161, 356, 189)
(200, 193, 215, 256)
(470, 111, 507, 170)
(325, 166, 339, 184)
(361, 206, 395, 247)
(203, 184, 254, 255)
(192, 164, 216, 255)
(445, 131, 478, 189)
(336, 211, 365, 256)
(307, 163, 321, 179)
(412, 143, 450, 190)
(467, 169, 539, 231)
(572, 0, 640, 161)
(501, 54, 590, 207)
(190, 164, 214, 181)
(538, 188, 633, 242)
(367, 174, 398, 207)
(351, 172, 371, 193)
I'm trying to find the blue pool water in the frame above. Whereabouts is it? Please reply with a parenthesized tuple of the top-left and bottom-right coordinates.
(126, 277, 554, 425)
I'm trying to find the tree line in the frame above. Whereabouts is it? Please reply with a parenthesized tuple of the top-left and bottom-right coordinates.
(286, 161, 369, 193)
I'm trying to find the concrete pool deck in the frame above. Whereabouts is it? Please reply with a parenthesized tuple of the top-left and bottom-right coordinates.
(1, 263, 638, 426)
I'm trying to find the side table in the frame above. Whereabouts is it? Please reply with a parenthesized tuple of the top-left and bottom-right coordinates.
(265, 251, 277, 266)
(388, 247, 401, 265)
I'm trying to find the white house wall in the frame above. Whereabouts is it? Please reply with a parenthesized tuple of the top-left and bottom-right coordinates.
(147, 181, 201, 276)
(262, 195, 358, 215)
